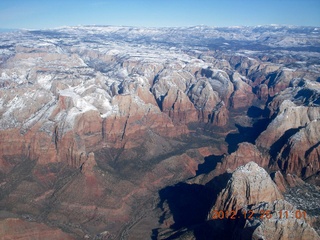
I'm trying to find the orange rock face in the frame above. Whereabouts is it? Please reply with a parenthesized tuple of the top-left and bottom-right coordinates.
(162, 88, 198, 124)
(230, 72, 255, 109)
(271, 171, 287, 192)
(215, 142, 269, 175)
(102, 94, 183, 149)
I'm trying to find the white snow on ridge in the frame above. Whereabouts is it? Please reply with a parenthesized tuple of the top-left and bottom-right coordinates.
(59, 88, 97, 112)
(37, 75, 52, 90)
(0, 24, 319, 133)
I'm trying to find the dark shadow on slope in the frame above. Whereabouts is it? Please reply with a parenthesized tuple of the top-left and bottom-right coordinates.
(204, 172, 232, 203)
(295, 88, 320, 106)
(158, 183, 214, 230)
(305, 142, 320, 159)
(154, 172, 232, 239)
(193, 220, 232, 240)
(159, 217, 248, 240)
(225, 118, 270, 154)
(194, 215, 249, 240)
(195, 155, 224, 176)
(247, 106, 264, 118)
(266, 72, 278, 86)
(269, 127, 302, 160)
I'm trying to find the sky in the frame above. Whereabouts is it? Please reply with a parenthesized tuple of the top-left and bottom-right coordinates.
(0, 0, 320, 29)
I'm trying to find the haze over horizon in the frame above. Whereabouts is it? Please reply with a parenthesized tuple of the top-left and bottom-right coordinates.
(1, 0, 320, 30)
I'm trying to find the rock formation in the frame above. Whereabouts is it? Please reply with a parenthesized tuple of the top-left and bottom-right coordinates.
(209, 162, 319, 240)
(230, 72, 255, 109)
(209, 162, 283, 215)
(256, 80, 320, 178)
(202, 142, 269, 184)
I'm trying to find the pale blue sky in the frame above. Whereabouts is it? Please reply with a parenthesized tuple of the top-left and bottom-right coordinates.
(0, 0, 319, 29)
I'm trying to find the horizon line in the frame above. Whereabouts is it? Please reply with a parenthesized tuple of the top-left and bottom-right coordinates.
(1, 23, 320, 32)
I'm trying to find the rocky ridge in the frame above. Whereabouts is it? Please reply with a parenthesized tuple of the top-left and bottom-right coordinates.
(209, 162, 283, 215)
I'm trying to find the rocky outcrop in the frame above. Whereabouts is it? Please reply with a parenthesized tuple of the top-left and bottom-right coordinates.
(208, 162, 319, 240)
(256, 82, 320, 177)
(256, 83, 269, 101)
(0, 89, 104, 169)
(268, 68, 320, 97)
(199, 142, 269, 185)
(215, 142, 269, 176)
(187, 79, 221, 122)
(271, 171, 287, 192)
(210, 101, 229, 126)
(257, 100, 320, 150)
(277, 119, 320, 178)
(158, 161, 319, 240)
(209, 162, 283, 216)
(103, 94, 181, 148)
(230, 72, 255, 109)
(162, 88, 198, 124)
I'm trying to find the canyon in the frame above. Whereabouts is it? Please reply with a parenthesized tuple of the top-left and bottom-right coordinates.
(0, 25, 319, 239)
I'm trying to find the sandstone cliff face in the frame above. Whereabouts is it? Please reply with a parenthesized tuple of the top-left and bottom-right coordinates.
(257, 100, 320, 149)
(268, 68, 320, 97)
(271, 171, 287, 192)
(210, 101, 229, 126)
(277, 119, 320, 178)
(209, 162, 283, 215)
(102, 93, 180, 149)
(210, 142, 269, 178)
(256, 80, 320, 178)
(230, 72, 255, 109)
(256, 83, 269, 101)
(161, 88, 198, 124)
(187, 79, 221, 122)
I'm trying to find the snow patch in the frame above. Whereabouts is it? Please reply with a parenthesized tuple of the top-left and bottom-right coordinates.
(59, 88, 97, 112)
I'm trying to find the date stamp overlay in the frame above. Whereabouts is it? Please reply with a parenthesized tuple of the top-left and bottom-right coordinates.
(211, 209, 307, 220)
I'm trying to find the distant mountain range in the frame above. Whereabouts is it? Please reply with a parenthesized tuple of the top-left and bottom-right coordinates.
(30, 25, 320, 50)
